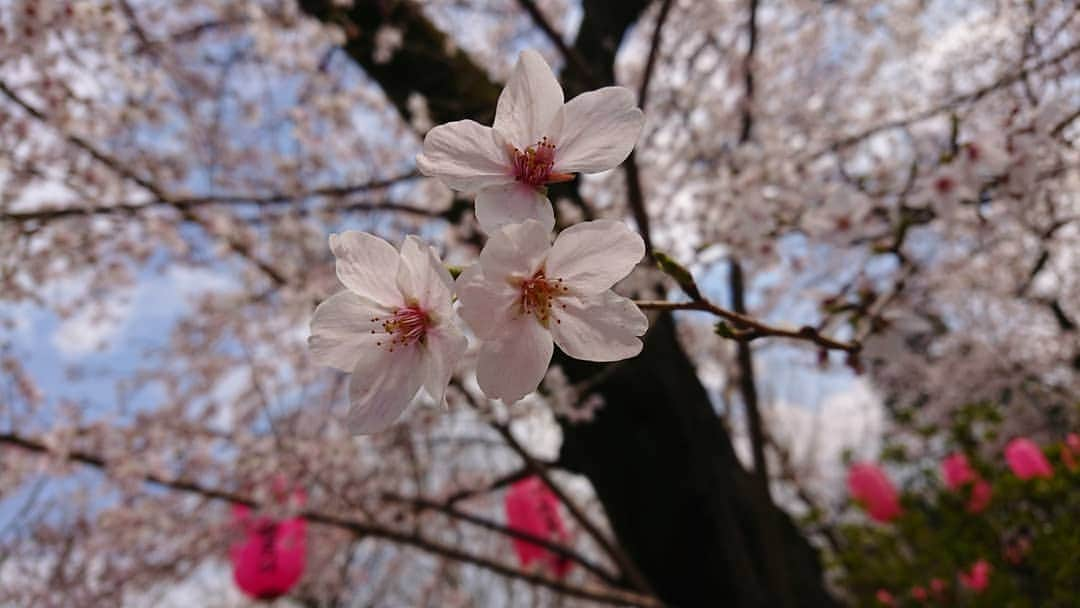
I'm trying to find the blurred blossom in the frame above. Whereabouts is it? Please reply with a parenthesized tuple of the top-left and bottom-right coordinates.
(941, 452, 991, 513)
(1004, 438, 1053, 480)
(1062, 433, 1080, 471)
(958, 559, 990, 593)
(847, 463, 902, 523)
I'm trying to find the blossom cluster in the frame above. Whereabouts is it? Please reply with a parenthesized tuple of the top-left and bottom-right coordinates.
(309, 51, 647, 432)
(848, 433, 1079, 604)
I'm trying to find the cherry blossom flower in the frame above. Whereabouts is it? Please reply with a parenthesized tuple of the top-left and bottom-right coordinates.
(1062, 433, 1080, 470)
(456, 219, 647, 403)
(417, 50, 645, 234)
(941, 452, 991, 513)
(309, 232, 467, 433)
(875, 589, 895, 606)
(942, 452, 976, 488)
(230, 486, 306, 601)
(1004, 437, 1053, 480)
(847, 462, 902, 523)
(504, 476, 572, 578)
(910, 585, 928, 602)
(959, 559, 991, 593)
(930, 578, 948, 596)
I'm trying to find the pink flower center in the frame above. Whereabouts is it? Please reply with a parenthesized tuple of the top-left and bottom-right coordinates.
(516, 269, 568, 327)
(510, 137, 573, 189)
(371, 304, 430, 351)
(933, 175, 955, 195)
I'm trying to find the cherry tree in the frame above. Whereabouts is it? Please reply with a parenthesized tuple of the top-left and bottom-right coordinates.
(1, 0, 1077, 606)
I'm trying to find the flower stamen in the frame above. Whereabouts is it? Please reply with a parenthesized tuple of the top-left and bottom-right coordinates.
(516, 269, 569, 327)
(371, 305, 430, 351)
(510, 137, 573, 189)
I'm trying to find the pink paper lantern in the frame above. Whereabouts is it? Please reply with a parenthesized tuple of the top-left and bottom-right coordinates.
(1005, 438, 1053, 480)
(848, 463, 902, 523)
(230, 484, 306, 601)
(959, 559, 990, 593)
(504, 476, 572, 577)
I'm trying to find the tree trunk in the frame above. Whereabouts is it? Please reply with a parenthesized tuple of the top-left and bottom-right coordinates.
(298, 1, 837, 605)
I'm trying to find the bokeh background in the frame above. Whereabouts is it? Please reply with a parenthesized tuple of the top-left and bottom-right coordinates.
(1, 1, 1078, 606)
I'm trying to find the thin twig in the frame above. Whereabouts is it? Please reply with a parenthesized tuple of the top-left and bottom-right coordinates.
(0, 173, 430, 224)
(487, 422, 656, 597)
(381, 491, 621, 587)
(815, 40, 1080, 158)
(634, 299, 860, 353)
(621, 1, 677, 259)
(444, 467, 534, 505)
(638, 0, 676, 110)
(737, 0, 759, 144)
(515, 0, 596, 87)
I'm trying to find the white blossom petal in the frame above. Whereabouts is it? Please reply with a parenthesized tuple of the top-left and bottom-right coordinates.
(308, 291, 388, 372)
(421, 323, 468, 406)
(397, 235, 454, 317)
(546, 220, 645, 294)
(477, 219, 552, 280)
(551, 291, 647, 361)
(475, 183, 554, 234)
(329, 232, 402, 308)
(548, 87, 644, 174)
(347, 344, 424, 434)
(493, 50, 564, 149)
(416, 120, 514, 192)
(476, 316, 553, 404)
(456, 263, 519, 339)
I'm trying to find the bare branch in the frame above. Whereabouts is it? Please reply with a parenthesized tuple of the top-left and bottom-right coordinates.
(0, 431, 663, 608)
(635, 298, 859, 353)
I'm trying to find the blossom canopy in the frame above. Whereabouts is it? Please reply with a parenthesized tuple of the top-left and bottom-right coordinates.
(417, 49, 645, 233)
(847, 462, 902, 523)
(308, 232, 467, 433)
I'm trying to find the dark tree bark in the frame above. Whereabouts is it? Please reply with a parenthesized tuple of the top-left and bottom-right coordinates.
(298, 1, 837, 605)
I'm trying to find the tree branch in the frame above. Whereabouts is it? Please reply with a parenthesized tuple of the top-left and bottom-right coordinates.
(381, 491, 622, 587)
(0, 173, 435, 224)
(817, 40, 1080, 157)
(634, 299, 859, 353)
(485, 421, 656, 596)
(0, 79, 291, 288)
(515, 0, 596, 87)
(0, 431, 663, 608)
